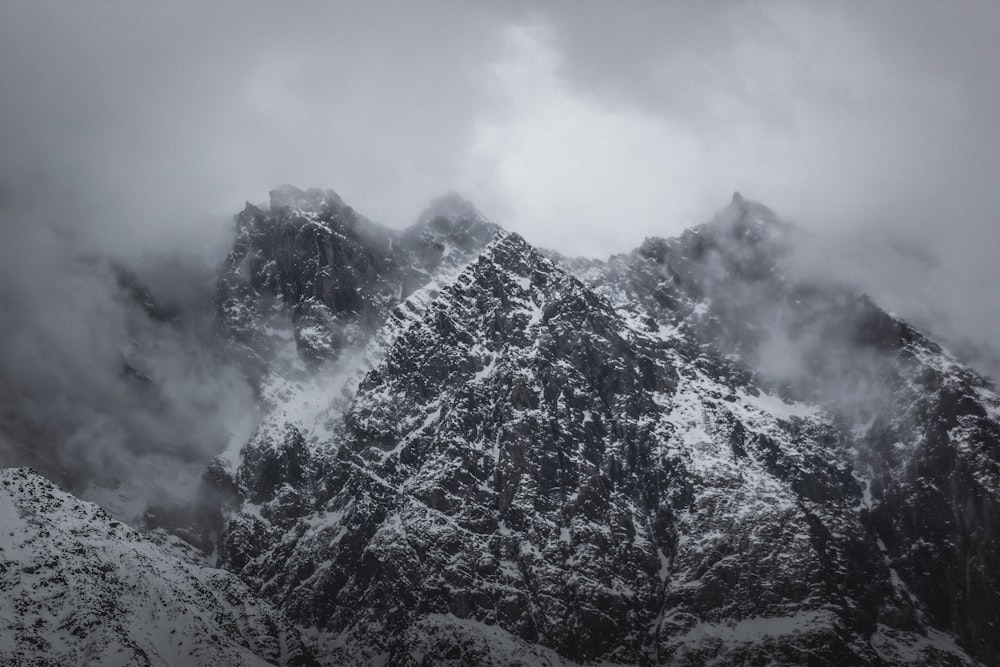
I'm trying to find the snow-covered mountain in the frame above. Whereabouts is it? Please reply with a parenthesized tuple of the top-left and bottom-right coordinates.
(0, 467, 317, 666)
(5, 186, 1000, 666)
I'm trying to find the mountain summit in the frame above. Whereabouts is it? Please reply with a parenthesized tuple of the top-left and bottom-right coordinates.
(5, 188, 1000, 666)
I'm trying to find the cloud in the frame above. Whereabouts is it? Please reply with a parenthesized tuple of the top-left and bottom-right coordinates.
(0, 198, 257, 517)
(457, 4, 1000, 377)
(460, 22, 704, 256)
(462, 3, 1000, 249)
(1, 0, 999, 512)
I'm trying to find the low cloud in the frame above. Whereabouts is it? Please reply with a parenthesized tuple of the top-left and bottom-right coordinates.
(1, 1, 998, 512)
(0, 193, 256, 518)
(458, 5, 1000, 378)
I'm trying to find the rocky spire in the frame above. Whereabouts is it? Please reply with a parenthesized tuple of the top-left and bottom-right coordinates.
(268, 184, 344, 213)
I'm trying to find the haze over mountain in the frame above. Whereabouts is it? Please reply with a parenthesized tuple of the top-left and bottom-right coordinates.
(2, 1, 1000, 381)
(3, 186, 1000, 665)
(2, 2, 1000, 665)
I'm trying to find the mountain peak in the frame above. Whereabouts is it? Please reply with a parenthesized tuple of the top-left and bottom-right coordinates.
(400, 193, 501, 272)
(720, 191, 780, 224)
(268, 184, 344, 213)
(700, 193, 793, 254)
(473, 229, 547, 269)
(636, 194, 790, 267)
(416, 192, 489, 227)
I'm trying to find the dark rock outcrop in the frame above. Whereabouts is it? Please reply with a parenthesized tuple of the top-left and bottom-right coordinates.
(216, 185, 499, 382)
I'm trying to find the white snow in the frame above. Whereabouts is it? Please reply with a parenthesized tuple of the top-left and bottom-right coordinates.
(872, 624, 984, 665)
(670, 610, 835, 647)
(0, 468, 304, 667)
(737, 389, 820, 421)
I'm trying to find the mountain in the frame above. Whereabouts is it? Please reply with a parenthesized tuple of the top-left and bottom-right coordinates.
(208, 188, 997, 665)
(5, 186, 1000, 666)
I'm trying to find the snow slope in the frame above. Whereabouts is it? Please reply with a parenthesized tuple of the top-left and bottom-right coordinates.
(0, 467, 316, 667)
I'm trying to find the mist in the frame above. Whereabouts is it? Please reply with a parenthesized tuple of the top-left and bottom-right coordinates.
(2, 1, 999, 512)
(0, 188, 256, 518)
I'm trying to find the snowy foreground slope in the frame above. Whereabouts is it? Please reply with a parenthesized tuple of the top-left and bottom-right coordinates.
(0, 467, 317, 666)
(5, 187, 1000, 666)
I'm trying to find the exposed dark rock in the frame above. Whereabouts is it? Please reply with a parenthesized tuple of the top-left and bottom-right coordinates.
(215, 185, 499, 385)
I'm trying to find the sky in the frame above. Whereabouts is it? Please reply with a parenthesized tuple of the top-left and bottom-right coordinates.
(2, 2, 997, 254)
(1, 1, 1000, 497)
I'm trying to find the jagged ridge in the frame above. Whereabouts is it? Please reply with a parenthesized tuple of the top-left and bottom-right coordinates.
(213, 192, 997, 665)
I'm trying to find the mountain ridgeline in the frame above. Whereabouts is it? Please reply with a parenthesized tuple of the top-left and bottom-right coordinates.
(4, 185, 1000, 666)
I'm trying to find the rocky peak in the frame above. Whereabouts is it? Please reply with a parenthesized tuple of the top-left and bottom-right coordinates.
(401, 193, 500, 273)
(268, 184, 345, 214)
(216, 186, 501, 386)
(416, 191, 486, 226)
(638, 194, 787, 261)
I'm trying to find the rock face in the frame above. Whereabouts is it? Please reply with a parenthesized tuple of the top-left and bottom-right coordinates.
(0, 467, 317, 667)
(216, 186, 499, 381)
(580, 198, 1000, 666)
(210, 190, 998, 665)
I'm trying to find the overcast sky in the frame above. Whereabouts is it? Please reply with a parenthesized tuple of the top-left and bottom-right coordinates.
(2, 1, 1000, 369)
